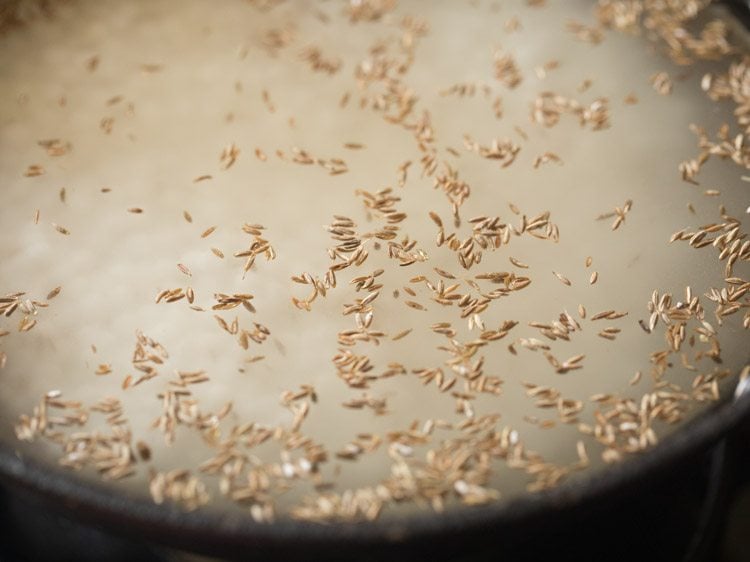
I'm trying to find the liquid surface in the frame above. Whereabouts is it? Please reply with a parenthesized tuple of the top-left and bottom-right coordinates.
(0, 0, 748, 521)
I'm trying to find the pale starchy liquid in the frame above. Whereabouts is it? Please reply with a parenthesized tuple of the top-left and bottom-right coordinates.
(0, 0, 748, 521)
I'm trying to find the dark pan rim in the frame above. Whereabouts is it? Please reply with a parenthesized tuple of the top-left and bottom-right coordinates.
(1, 389, 749, 555)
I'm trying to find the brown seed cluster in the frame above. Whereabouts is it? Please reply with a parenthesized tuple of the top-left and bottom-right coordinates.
(650, 71, 673, 96)
(16, 391, 135, 481)
(597, 1, 730, 64)
(493, 50, 523, 89)
(23, 164, 44, 177)
(679, 124, 750, 184)
(531, 92, 610, 130)
(299, 46, 342, 75)
(38, 138, 72, 157)
(533, 152, 563, 168)
(566, 20, 604, 45)
(273, 145, 349, 175)
(219, 143, 240, 170)
(234, 223, 277, 278)
(1, 292, 51, 339)
(670, 211, 750, 280)
(596, 199, 633, 230)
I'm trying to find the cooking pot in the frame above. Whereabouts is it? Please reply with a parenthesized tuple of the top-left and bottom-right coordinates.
(1, 2, 749, 561)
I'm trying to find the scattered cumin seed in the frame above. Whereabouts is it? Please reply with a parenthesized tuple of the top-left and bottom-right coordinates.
(509, 257, 529, 268)
(201, 226, 217, 238)
(494, 50, 522, 89)
(220, 143, 240, 170)
(86, 55, 99, 72)
(405, 301, 426, 311)
(18, 317, 36, 332)
(193, 175, 212, 183)
(127, 207, 143, 214)
(532, 152, 563, 168)
(650, 72, 672, 95)
(24, 164, 44, 177)
(566, 20, 603, 44)
(95, 364, 112, 376)
(177, 263, 192, 277)
(434, 267, 455, 279)
(211, 248, 225, 259)
(577, 441, 589, 465)
(553, 271, 571, 286)
(591, 309, 627, 321)
(100, 117, 114, 134)
(397, 160, 412, 187)
(589, 271, 598, 284)
(514, 126, 529, 141)
(38, 140, 72, 159)
(46, 287, 61, 300)
(578, 78, 593, 92)
(392, 329, 412, 341)
(52, 223, 70, 235)
(262, 89, 276, 112)
(183, 211, 193, 223)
